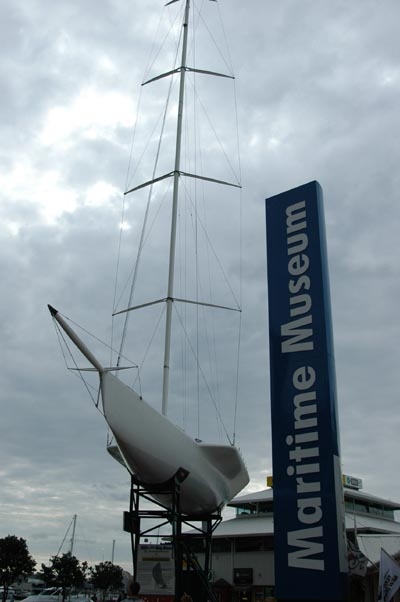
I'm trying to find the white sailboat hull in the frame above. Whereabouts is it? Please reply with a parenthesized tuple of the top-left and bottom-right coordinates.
(101, 371, 249, 515)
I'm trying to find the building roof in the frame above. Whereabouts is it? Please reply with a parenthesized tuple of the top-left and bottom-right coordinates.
(357, 534, 400, 565)
(213, 514, 274, 537)
(212, 486, 400, 539)
(346, 512, 400, 535)
(228, 487, 400, 510)
(344, 488, 400, 510)
(228, 488, 273, 506)
(212, 512, 400, 539)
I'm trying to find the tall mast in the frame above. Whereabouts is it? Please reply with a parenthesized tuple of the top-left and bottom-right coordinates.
(118, 0, 239, 414)
(162, 0, 190, 415)
(70, 514, 77, 555)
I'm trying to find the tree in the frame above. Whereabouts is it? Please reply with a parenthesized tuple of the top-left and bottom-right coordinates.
(40, 553, 87, 602)
(90, 562, 123, 602)
(0, 535, 36, 602)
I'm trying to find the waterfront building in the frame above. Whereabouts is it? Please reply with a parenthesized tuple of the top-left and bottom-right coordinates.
(197, 478, 400, 602)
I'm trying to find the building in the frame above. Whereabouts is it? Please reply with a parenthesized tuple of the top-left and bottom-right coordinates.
(193, 478, 400, 602)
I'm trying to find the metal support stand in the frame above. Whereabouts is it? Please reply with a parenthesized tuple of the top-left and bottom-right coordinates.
(124, 470, 222, 602)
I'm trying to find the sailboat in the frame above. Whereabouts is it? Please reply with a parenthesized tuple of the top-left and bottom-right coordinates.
(49, 0, 249, 516)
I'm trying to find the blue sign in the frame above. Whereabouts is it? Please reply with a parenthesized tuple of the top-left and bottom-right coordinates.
(265, 181, 347, 600)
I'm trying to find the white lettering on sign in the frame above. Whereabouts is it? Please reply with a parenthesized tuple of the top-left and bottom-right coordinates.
(281, 200, 325, 570)
(281, 201, 314, 354)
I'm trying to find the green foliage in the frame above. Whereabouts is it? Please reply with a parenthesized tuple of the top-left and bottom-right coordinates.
(90, 562, 123, 601)
(0, 536, 36, 602)
(40, 553, 87, 602)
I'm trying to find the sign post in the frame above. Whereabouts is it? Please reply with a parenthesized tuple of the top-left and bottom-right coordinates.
(265, 181, 347, 601)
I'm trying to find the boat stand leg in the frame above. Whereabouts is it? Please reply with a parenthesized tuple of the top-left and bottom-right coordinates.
(129, 475, 141, 580)
(174, 508, 221, 602)
(203, 517, 212, 579)
(172, 475, 183, 602)
(123, 472, 221, 602)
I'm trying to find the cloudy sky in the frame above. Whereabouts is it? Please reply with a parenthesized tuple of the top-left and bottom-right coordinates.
(2, 0, 400, 574)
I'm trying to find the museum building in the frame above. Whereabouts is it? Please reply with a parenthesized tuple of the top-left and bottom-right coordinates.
(195, 477, 400, 602)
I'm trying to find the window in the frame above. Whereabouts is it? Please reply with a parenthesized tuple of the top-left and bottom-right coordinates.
(345, 496, 395, 519)
(236, 504, 257, 516)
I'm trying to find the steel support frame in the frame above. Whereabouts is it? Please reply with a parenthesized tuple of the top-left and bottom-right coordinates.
(126, 472, 221, 602)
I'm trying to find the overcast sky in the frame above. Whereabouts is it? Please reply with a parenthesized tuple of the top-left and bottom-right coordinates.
(2, 0, 400, 574)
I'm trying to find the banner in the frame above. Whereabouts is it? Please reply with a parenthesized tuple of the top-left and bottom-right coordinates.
(265, 181, 347, 600)
(137, 544, 174, 595)
(348, 540, 368, 577)
(378, 549, 400, 602)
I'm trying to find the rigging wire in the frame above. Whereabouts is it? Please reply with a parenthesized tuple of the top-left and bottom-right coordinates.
(215, 0, 235, 75)
(232, 311, 242, 446)
(180, 177, 241, 309)
(111, 0, 244, 445)
(143, 3, 183, 84)
(52, 319, 101, 411)
(51, 313, 139, 414)
(111, 5, 181, 363)
(192, 1, 223, 442)
(214, 6, 245, 444)
(124, 7, 183, 194)
(130, 302, 166, 392)
(112, 180, 173, 315)
(170, 0, 243, 441)
(114, 7, 183, 371)
(63, 313, 138, 370)
(111, 87, 142, 367)
(173, 302, 233, 445)
(191, 0, 201, 439)
(232, 93, 243, 445)
(55, 515, 76, 558)
(186, 76, 241, 184)
(194, 1, 234, 76)
(216, 0, 243, 444)
(116, 79, 174, 367)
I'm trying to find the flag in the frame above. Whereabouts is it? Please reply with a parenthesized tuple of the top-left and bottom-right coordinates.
(378, 548, 400, 602)
(347, 539, 368, 577)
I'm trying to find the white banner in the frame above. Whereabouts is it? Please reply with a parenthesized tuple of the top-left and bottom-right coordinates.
(347, 540, 368, 577)
(137, 544, 175, 595)
(378, 548, 400, 602)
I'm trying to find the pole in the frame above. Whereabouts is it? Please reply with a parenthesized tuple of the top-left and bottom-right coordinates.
(161, 0, 191, 416)
(70, 514, 77, 555)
